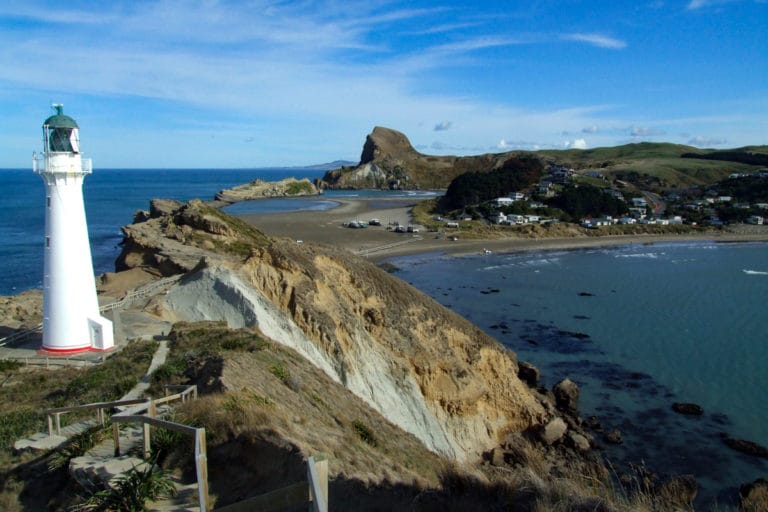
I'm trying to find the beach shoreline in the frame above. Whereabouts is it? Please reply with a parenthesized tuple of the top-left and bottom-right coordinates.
(236, 197, 768, 262)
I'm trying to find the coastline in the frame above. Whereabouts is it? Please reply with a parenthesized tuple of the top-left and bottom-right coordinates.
(236, 197, 768, 262)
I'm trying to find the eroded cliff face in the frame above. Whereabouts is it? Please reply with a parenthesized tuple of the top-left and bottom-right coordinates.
(239, 242, 547, 460)
(121, 200, 549, 461)
(320, 126, 516, 190)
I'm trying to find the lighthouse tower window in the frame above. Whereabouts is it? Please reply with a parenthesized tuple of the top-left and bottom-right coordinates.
(48, 127, 80, 153)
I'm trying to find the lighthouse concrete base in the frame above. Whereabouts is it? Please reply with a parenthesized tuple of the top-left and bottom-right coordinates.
(38, 315, 115, 356)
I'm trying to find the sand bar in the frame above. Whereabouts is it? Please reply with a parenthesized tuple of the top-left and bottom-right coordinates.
(237, 197, 768, 262)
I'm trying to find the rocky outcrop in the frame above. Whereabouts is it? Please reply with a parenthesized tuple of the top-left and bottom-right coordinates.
(740, 478, 768, 512)
(553, 378, 580, 414)
(119, 199, 557, 462)
(215, 177, 319, 203)
(115, 199, 270, 275)
(320, 127, 515, 190)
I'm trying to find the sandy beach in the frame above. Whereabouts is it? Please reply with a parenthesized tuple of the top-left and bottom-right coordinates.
(237, 197, 768, 262)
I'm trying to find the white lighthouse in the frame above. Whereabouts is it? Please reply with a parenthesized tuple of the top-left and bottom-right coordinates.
(33, 105, 114, 354)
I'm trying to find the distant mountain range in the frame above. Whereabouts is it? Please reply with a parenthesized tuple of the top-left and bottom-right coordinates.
(288, 160, 357, 171)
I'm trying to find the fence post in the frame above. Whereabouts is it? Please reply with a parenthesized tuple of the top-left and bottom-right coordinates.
(195, 428, 210, 512)
(47, 414, 53, 437)
(113, 423, 121, 456)
(55, 413, 62, 436)
(142, 400, 154, 460)
(307, 456, 328, 512)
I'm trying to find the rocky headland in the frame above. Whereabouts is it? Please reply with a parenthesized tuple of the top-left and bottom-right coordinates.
(118, 198, 555, 460)
(320, 126, 518, 190)
(214, 176, 319, 203)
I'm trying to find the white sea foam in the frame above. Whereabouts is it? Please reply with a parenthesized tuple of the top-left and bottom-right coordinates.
(615, 252, 664, 259)
(743, 269, 768, 275)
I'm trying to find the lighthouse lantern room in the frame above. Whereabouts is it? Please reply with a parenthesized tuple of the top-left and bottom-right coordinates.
(33, 105, 114, 354)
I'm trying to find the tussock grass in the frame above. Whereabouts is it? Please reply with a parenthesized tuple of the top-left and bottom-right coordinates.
(0, 340, 157, 451)
(0, 340, 160, 511)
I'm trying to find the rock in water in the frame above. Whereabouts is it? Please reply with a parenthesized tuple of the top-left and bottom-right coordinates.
(672, 402, 704, 416)
(604, 429, 623, 445)
(553, 378, 580, 414)
(721, 435, 768, 458)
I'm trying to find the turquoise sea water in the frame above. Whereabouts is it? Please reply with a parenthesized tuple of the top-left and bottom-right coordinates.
(2, 168, 765, 506)
(391, 243, 767, 507)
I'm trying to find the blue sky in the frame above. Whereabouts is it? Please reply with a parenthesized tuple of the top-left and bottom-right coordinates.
(0, 0, 766, 168)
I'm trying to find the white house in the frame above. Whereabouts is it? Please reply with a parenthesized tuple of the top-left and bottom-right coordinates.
(748, 215, 764, 225)
(491, 212, 507, 224)
(494, 197, 514, 206)
(581, 216, 616, 228)
(631, 197, 648, 208)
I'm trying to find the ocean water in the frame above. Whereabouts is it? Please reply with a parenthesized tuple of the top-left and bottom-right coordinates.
(0, 167, 327, 295)
(0, 168, 439, 295)
(390, 243, 768, 507)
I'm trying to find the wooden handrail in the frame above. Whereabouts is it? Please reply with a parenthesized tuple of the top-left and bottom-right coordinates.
(111, 412, 210, 512)
(47, 398, 148, 415)
(44, 385, 197, 436)
(111, 414, 198, 436)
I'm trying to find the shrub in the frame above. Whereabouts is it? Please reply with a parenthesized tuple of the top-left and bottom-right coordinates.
(352, 420, 377, 447)
(78, 462, 177, 511)
(0, 360, 23, 372)
(0, 408, 41, 450)
(270, 364, 289, 384)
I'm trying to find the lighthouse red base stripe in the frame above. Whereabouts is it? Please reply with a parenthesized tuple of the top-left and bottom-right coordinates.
(37, 345, 115, 356)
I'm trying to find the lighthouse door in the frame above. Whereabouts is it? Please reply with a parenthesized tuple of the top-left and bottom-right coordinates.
(88, 319, 102, 349)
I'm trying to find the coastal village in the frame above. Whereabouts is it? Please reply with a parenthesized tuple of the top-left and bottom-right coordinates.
(343, 162, 768, 240)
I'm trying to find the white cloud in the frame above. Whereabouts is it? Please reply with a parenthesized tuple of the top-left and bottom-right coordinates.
(564, 138, 588, 149)
(688, 135, 727, 146)
(630, 126, 666, 137)
(686, 0, 739, 10)
(434, 121, 453, 131)
(562, 33, 627, 49)
(582, 125, 599, 133)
